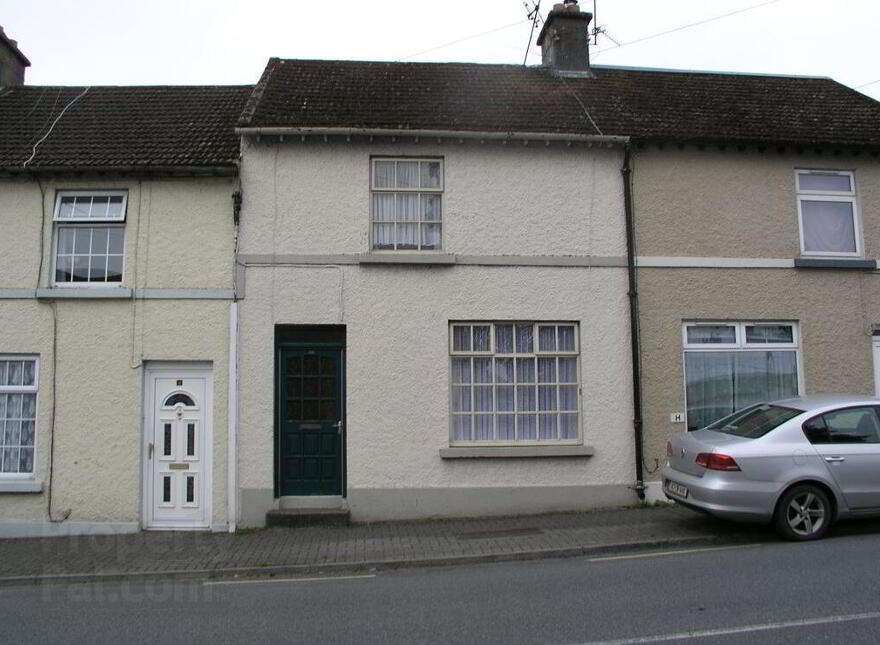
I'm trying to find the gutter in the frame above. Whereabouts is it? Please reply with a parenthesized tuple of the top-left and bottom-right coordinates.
(235, 126, 629, 145)
(0, 165, 238, 177)
(621, 143, 646, 500)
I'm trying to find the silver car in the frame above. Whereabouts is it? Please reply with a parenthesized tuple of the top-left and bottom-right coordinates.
(662, 394, 880, 540)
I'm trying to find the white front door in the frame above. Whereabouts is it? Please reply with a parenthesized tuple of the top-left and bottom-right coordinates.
(144, 366, 212, 530)
(874, 339, 880, 397)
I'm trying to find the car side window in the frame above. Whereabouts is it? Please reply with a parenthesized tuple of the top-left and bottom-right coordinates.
(803, 407, 880, 444)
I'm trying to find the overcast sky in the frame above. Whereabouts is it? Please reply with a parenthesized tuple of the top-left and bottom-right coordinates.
(2, 0, 878, 100)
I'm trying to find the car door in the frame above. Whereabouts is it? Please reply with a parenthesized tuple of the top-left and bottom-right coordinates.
(804, 406, 880, 510)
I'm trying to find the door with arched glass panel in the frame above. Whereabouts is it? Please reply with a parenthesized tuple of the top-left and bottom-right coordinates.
(145, 371, 210, 529)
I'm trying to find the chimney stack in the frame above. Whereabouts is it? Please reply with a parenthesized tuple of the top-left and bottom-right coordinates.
(0, 26, 31, 86)
(536, 2, 593, 75)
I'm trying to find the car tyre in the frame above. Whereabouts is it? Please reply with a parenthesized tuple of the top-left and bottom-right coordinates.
(773, 484, 832, 541)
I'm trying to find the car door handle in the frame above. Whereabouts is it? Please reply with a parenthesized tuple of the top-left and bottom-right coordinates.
(824, 456, 846, 463)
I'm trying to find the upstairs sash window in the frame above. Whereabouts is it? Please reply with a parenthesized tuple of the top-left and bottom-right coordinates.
(371, 159, 443, 251)
(53, 191, 127, 284)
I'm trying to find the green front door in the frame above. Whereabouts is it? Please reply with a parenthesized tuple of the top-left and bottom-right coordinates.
(277, 347, 344, 496)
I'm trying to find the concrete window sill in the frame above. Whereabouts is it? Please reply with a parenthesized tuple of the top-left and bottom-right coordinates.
(36, 287, 133, 299)
(358, 253, 456, 265)
(794, 258, 877, 270)
(0, 481, 43, 493)
(439, 445, 594, 459)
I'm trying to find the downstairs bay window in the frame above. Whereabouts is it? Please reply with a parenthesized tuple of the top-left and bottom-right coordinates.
(683, 322, 800, 431)
(450, 322, 581, 444)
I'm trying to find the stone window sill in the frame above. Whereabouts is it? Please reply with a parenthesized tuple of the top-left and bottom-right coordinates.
(439, 445, 594, 459)
(794, 258, 877, 270)
(0, 481, 43, 493)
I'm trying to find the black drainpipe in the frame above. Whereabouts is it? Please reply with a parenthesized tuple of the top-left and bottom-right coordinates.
(622, 143, 645, 500)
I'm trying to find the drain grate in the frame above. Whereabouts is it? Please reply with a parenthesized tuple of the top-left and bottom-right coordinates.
(456, 527, 544, 540)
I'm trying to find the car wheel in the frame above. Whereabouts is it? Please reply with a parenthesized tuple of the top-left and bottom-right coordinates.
(773, 484, 832, 541)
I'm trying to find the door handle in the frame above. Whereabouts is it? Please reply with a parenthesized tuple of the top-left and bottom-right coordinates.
(148, 443, 154, 459)
(334, 420, 343, 434)
(824, 456, 846, 463)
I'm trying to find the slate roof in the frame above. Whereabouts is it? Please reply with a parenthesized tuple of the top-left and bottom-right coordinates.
(0, 85, 252, 171)
(240, 59, 880, 149)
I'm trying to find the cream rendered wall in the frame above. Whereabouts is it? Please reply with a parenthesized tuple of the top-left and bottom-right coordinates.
(0, 177, 235, 530)
(237, 140, 635, 522)
(632, 148, 880, 480)
(238, 140, 627, 257)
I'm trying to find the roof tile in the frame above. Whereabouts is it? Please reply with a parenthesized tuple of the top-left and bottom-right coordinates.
(0, 85, 252, 170)
(241, 59, 880, 148)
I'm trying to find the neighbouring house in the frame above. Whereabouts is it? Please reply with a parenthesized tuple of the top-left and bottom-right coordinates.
(0, 34, 251, 535)
(628, 72, 880, 500)
(233, 5, 639, 524)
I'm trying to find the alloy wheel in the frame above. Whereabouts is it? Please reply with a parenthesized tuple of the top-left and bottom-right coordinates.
(785, 491, 826, 537)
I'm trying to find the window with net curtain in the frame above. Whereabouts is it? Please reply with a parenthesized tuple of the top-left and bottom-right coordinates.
(450, 322, 581, 444)
(683, 323, 800, 431)
(0, 357, 38, 475)
(796, 170, 860, 256)
(371, 158, 443, 251)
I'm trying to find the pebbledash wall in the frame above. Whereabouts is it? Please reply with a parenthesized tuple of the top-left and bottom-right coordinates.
(235, 138, 638, 524)
(632, 148, 880, 496)
(0, 177, 235, 536)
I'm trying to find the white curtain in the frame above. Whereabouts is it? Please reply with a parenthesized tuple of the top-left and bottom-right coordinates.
(374, 161, 395, 188)
(396, 161, 419, 188)
(802, 200, 856, 253)
(685, 351, 798, 430)
(372, 194, 395, 249)
(396, 194, 419, 248)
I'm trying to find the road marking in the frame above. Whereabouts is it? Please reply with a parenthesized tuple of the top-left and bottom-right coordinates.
(575, 611, 880, 644)
(203, 574, 376, 587)
(588, 543, 761, 562)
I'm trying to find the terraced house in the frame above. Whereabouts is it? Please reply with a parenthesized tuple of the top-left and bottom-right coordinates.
(630, 72, 880, 500)
(233, 7, 637, 525)
(0, 33, 251, 536)
(231, 4, 880, 524)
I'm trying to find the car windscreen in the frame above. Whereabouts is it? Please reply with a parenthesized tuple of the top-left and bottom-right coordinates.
(705, 404, 803, 438)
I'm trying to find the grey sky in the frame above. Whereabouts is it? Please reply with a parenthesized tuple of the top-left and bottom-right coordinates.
(2, 0, 878, 100)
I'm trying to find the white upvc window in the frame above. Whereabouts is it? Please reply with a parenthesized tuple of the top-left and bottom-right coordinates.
(52, 191, 127, 285)
(0, 357, 38, 476)
(682, 322, 801, 432)
(795, 170, 861, 257)
(449, 322, 581, 445)
(371, 158, 443, 251)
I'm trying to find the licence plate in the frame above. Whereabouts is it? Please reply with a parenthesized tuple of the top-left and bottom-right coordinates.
(666, 480, 689, 498)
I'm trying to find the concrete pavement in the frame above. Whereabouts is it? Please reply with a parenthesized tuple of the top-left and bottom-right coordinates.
(0, 504, 780, 585)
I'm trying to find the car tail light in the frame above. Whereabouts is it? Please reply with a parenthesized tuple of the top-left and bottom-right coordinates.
(666, 441, 673, 457)
(695, 452, 740, 471)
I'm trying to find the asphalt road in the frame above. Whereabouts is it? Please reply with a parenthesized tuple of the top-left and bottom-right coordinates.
(7, 527, 880, 644)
